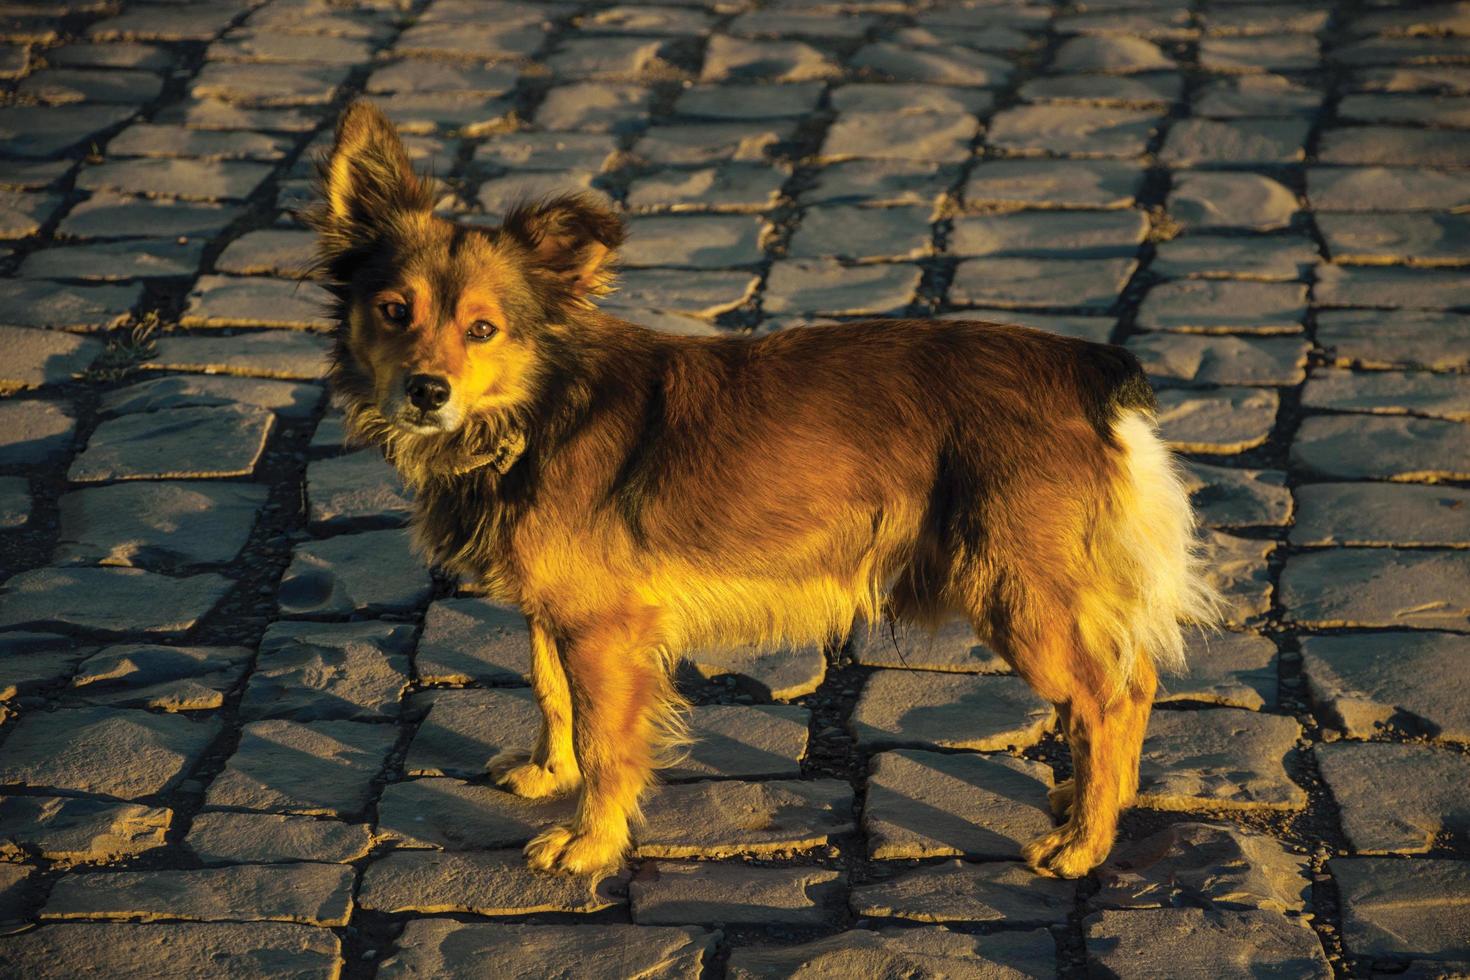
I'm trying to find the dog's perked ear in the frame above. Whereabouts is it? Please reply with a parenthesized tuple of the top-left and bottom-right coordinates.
(500, 194, 626, 304)
(311, 100, 435, 246)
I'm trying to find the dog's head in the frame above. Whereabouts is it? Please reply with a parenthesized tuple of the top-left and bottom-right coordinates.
(309, 101, 624, 438)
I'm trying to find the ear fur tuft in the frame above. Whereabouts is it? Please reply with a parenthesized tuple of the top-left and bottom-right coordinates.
(500, 193, 626, 304)
(307, 100, 434, 255)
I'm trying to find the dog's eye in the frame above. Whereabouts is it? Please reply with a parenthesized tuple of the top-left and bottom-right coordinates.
(467, 319, 498, 342)
(380, 301, 409, 325)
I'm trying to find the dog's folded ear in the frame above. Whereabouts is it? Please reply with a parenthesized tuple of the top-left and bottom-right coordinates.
(501, 194, 626, 303)
(312, 100, 434, 243)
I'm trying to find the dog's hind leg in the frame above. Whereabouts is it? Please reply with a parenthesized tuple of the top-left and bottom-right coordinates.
(491, 619, 581, 799)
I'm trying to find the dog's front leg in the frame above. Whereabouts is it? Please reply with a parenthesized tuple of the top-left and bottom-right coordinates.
(490, 619, 581, 799)
(524, 615, 661, 875)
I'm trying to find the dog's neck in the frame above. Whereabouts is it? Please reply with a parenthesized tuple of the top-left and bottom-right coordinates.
(447, 426, 527, 477)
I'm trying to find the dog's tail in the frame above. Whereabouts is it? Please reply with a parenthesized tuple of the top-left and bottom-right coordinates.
(1079, 407, 1223, 692)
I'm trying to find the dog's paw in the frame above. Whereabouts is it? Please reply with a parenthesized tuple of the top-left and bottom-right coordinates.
(489, 751, 575, 799)
(1022, 824, 1109, 879)
(1047, 778, 1075, 818)
(524, 824, 625, 875)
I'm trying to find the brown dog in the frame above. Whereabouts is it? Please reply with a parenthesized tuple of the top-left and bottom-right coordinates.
(310, 101, 1220, 878)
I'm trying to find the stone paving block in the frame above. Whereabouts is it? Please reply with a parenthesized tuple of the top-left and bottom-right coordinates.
(361, 849, 620, 915)
(1318, 126, 1470, 168)
(1200, 35, 1319, 72)
(108, 123, 293, 162)
(1085, 908, 1330, 979)
(1308, 167, 1470, 213)
(0, 706, 218, 799)
(366, 59, 518, 97)
(306, 450, 412, 531)
(635, 121, 793, 166)
(851, 41, 1012, 86)
(1282, 549, 1469, 630)
(19, 239, 207, 281)
(69, 644, 251, 712)
(852, 859, 1074, 925)
(1319, 213, 1470, 267)
(76, 158, 273, 202)
(1292, 415, 1470, 481)
(1138, 708, 1306, 811)
(205, 719, 397, 818)
(849, 617, 1008, 673)
(404, 687, 538, 778)
(43, 864, 354, 927)
(787, 205, 932, 262)
(851, 670, 1054, 752)
(701, 36, 836, 83)
(1204, 532, 1274, 627)
(0, 188, 62, 238)
(0, 862, 29, 926)
(1168, 172, 1298, 232)
(55, 480, 266, 568)
(1294, 483, 1470, 548)
(1019, 72, 1180, 108)
(1160, 118, 1310, 166)
(829, 83, 991, 116)
(416, 596, 530, 686)
(1303, 369, 1469, 421)
(865, 749, 1054, 860)
(89, 3, 241, 42)
(950, 257, 1137, 310)
(214, 229, 316, 277)
(156, 98, 325, 134)
(148, 331, 332, 381)
(379, 920, 713, 980)
(543, 36, 678, 82)
(69, 404, 274, 482)
(208, 29, 371, 65)
(277, 528, 432, 618)
(1337, 94, 1470, 129)
(191, 62, 351, 107)
(821, 111, 977, 163)
(1333, 858, 1470, 962)
(1152, 235, 1318, 281)
(952, 210, 1147, 259)
(963, 158, 1143, 209)
(625, 166, 786, 213)
(1194, 74, 1324, 118)
(1130, 334, 1308, 385)
(1351, 64, 1470, 93)
(621, 215, 764, 268)
(728, 926, 1057, 979)
(475, 171, 601, 216)
(1317, 742, 1470, 854)
(0, 279, 140, 330)
(730, 10, 878, 39)
(1318, 310, 1470, 372)
(675, 83, 822, 124)
(1184, 462, 1292, 529)
(762, 260, 920, 316)
(0, 475, 28, 528)
(0, 796, 171, 864)
(636, 779, 853, 858)
(0, 326, 101, 391)
(536, 83, 650, 133)
(0, 633, 87, 702)
(1203, 6, 1330, 35)
(0, 922, 341, 979)
(0, 399, 75, 464)
(1302, 632, 1470, 743)
(1157, 388, 1280, 453)
(1136, 281, 1306, 335)
(181, 275, 332, 330)
(0, 160, 71, 190)
(243, 620, 415, 722)
(376, 777, 572, 850)
(20, 67, 162, 105)
(669, 704, 810, 780)
(1053, 34, 1174, 73)
(988, 104, 1161, 157)
(1161, 629, 1277, 710)
(102, 375, 321, 419)
(0, 104, 137, 159)
(1316, 264, 1470, 310)
(57, 194, 242, 241)
(372, 91, 514, 136)
(0, 566, 232, 636)
(1093, 822, 1309, 913)
(684, 637, 828, 700)
(632, 862, 841, 926)
(186, 812, 372, 865)
(396, 20, 544, 61)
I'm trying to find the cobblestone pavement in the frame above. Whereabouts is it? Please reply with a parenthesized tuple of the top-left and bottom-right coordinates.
(0, 0, 1468, 976)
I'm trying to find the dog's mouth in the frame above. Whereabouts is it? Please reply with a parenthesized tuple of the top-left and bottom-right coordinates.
(382, 395, 460, 436)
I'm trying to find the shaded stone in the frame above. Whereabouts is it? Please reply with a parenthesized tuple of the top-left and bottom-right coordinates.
(1318, 311, 1470, 372)
(148, 331, 331, 381)
(850, 617, 1008, 673)
(1200, 35, 1318, 72)
(1203, 532, 1274, 627)
(243, 620, 415, 722)
(1138, 708, 1305, 811)
(851, 670, 1053, 752)
(0, 566, 231, 636)
(951, 210, 1147, 258)
(89, 3, 242, 42)
(1294, 483, 1470, 548)
(0, 105, 137, 159)
(0, 399, 75, 464)
(207, 29, 372, 65)
(190, 62, 351, 107)
(395, 21, 544, 62)
(950, 257, 1136, 310)
(1292, 415, 1469, 481)
(361, 849, 619, 915)
(669, 704, 810, 780)
(1318, 127, 1470, 168)
(0, 279, 139, 330)
(851, 41, 1012, 86)
(1160, 118, 1310, 165)
(821, 111, 977, 163)
(730, 10, 877, 40)
(19, 239, 206, 281)
(964, 158, 1143, 209)
(68, 405, 274, 482)
(0, 189, 62, 238)
(371, 92, 513, 136)
(544, 37, 677, 82)
(536, 83, 650, 132)
(988, 105, 1162, 157)
(852, 860, 1074, 924)
(375, 778, 571, 850)
(1282, 549, 1468, 630)
(306, 450, 412, 531)
(1319, 213, 1470, 268)
(636, 122, 792, 166)
(1317, 743, 1470, 854)
(1333, 858, 1470, 962)
(56, 481, 266, 568)
(1131, 334, 1307, 385)
(416, 596, 530, 686)
(1316, 264, 1470, 310)
(277, 528, 431, 618)
(473, 133, 617, 173)
(0, 326, 101, 391)
(1169, 172, 1298, 232)
(181, 275, 332, 330)
(1195, 74, 1324, 119)
(0, 796, 171, 864)
(366, 59, 518, 97)
(1093, 822, 1309, 913)
(1085, 908, 1330, 979)
(70, 644, 251, 712)
(105, 124, 293, 161)
(76, 158, 273, 202)
(621, 215, 764, 268)
(1302, 633, 1470, 744)
(1162, 629, 1277, 710)
(1054, 34, 1173, 73)
(0, 633, 86, 701)
(0, 862, 28, 926)
(787, 205, 932, 261)
(404, 687, 539, 778)
(204, 719, 397, 818)
(155, 99, 324, 133)
(1301, 369, 1468, 421)
(676, 82, 825, 120)
(186, 812, 372, 865)
(762, 260, 920, 316)
(1019, 72, 1180, 108)
(1309, 167, 1470, 213)
(475, 172, 601, 217)
(1152, 235, 1318, 281)
(632, 862, 841, 926)
(865, 749, 1054, 861)
(728, 926, 1057, 979)
(0, 160, 71, 191)
(1156, 388, 1279, 453)
(0, 923, 340, 979)
(1136, 281, 1306, 335)
(214, 229, 315, 277)
(636, 779, 853, 858)
(102, 375, 321, 419)
(1184, 462, 1292, 530)
(606, 269, 759, 318)
(0, 706, 218, 799)
(379, 921, 713, 980)
(44, 864, 354, 927)
(0, 475, 28, 528)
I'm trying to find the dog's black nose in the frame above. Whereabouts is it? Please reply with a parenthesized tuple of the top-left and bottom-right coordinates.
(406, 374, 450, 412)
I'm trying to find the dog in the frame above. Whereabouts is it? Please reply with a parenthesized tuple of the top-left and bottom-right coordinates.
(309, 101, 1220, 879)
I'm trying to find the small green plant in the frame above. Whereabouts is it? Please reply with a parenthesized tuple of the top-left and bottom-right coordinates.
(83, 311, 161, 383)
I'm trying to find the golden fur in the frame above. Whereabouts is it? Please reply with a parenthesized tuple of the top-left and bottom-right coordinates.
(311, 102, 1221, 878)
